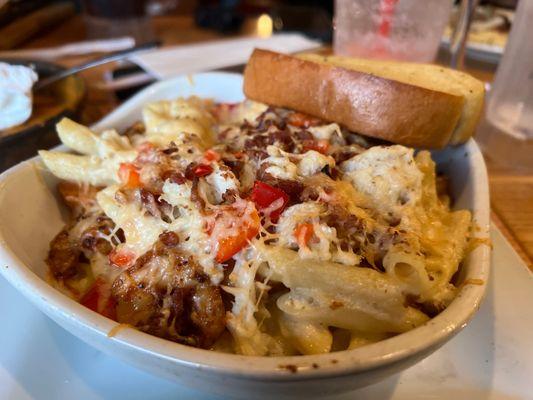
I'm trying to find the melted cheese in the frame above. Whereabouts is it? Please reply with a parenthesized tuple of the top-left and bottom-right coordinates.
(341, 145, 423, 216)
(234, 100, 268, 125)
(43, 96, 474, 356)
(308, 123, 342, 141)
(298, 150, 335, 176)
(204, 164, 239, 204)
(277, 202, 361, 266)
(161, 181, 222, 283)
(97, 129, 134, 156)
(224, 253, 272, 356)
(263, 146, 298, 180)
(263, 146, 336, 180)
(97, 185, 166, 258)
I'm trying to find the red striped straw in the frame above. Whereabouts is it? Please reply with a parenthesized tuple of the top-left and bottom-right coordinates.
(378, 0, 398, 37)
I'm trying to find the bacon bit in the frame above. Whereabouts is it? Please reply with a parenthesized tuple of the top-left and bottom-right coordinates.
(108, 249, 135, 269)
(329, 300, 344, 310)
(287, 112, 322, 128)
(294, 223, 314, 248)
(161, 170, 185, 184)
(159, 231, 179, 247)
(279, 364, 298, 373)
(193, 164, 213, 177)
(184, 163, 197, 180)
(107, 323, 132, 338)
(303, 139, 330, 154)
(204, 149, 221, 162)
(118, 163, 141, 189)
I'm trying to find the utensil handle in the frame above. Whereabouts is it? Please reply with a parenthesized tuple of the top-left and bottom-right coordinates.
(449, 0, 479, 70)
(34, 40, 160, 90)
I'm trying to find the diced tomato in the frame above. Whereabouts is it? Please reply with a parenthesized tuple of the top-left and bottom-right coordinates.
(294, 223, 314, 248)
(303, 139, 330, 154)
(250, 181, 289, 222)
(102, 296, 117, 320)
(118, 163, 141, 189)
(204, 149, 221, 162)
(108, 248, 135, 269)
(215, 208, 260, 263)
(287, 112, 322, 128)
(80, 277, 116, 320)
(193, 164, 213, 177)
(80, 281, 100, 312)
(233, 151, 245, 159)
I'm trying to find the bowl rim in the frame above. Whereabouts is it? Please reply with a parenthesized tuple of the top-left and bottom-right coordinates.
(0, 72, 491, 381)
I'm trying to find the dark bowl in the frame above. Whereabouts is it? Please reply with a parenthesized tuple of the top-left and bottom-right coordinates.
(0, 59, 86, 172)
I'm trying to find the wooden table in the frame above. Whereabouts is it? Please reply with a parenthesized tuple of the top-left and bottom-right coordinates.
(20, 14, 533, 269)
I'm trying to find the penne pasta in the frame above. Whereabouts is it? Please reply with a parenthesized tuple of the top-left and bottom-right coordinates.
(57, 118, 133, 156)
(259, 245, 429, 335)
(39, 150, 117, 186)
(278, 313, 333, 355)
(383, 245, 431, 297)
(57, 117, 100, 155)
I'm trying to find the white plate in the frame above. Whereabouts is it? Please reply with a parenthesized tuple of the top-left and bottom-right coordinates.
(0, 225, 530, 400)
(131, 34, 321, 80)
(440, 38, 503, 64)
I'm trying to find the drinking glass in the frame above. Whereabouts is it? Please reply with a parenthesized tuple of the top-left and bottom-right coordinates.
(478, 0, 533, 170)
(333, 0, 453, 62)
(82, 0, 155, 42)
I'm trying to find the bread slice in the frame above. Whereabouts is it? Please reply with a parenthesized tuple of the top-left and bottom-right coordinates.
(298, 53, 485, 145)
(243, 49, 484, 148)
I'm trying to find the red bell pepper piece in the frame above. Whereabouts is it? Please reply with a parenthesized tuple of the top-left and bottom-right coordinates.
(80, 277, 116, 320)
(250, 181, 289, 222)
(118, 163, 141, 189)
(108, 248, 135, 269)
(303, 139, 330, 154)
(215, 209, 260, 263)
(193, 164, 213, 177)
(294, 223, 314, 248)
(287, 112, 322, 128)
(204, 149, 221, 162)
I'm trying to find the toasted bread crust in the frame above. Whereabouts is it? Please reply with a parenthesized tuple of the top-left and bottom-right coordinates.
(243, 49, 465, 149)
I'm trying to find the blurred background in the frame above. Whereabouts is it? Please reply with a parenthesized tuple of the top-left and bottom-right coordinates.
(0, 0, 523, 164)
(0, 0, 517, 123)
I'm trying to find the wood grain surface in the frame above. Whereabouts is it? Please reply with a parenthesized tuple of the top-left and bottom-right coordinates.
(17, 14, 533, 270)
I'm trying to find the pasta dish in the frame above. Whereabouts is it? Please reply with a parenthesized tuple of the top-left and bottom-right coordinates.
(40, 97, 472, 356)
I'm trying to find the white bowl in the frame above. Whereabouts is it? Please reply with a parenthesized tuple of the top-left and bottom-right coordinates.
(0, 73, 491, 399)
